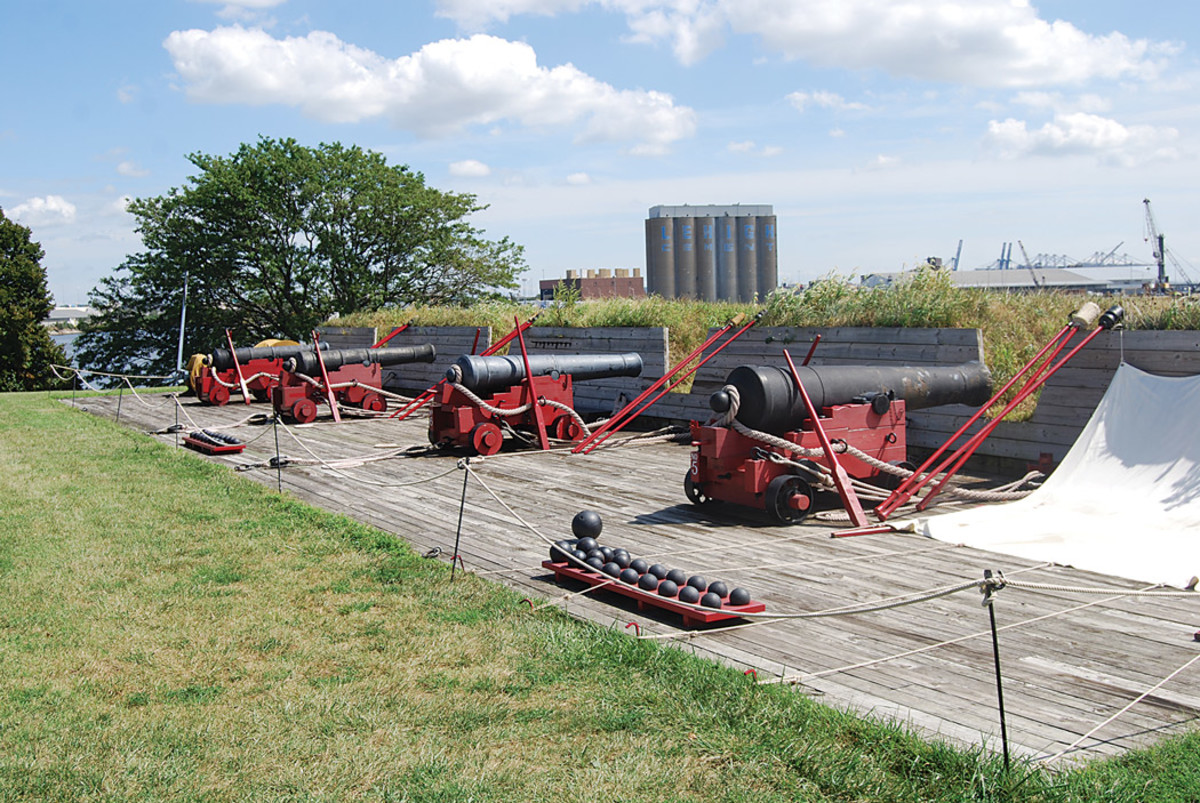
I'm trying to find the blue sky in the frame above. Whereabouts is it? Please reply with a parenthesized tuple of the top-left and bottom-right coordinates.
(3, 0, 1199, 304)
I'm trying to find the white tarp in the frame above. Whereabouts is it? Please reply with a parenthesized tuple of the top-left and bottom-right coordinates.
(919, 363, 1200, 588)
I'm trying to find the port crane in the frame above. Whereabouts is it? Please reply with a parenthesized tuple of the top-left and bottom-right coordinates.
(1143, 198, 1168, 289)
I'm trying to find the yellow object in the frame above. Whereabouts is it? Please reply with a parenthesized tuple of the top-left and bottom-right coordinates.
(184, 338, 300, 395)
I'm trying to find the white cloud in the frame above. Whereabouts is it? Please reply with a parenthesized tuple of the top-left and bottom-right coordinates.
(109, 195, 134, 215)
(437, 1, 1174, 87)
(1013, 91, 1112, 114)
(728, 140, 782, 157)
(190, 0, 286, 21)
(565, 172, 591, 185)
(788, 90, 869, 113)
(867, 154, 900, 169)
(116, 161, 150, 177)
(449, 159, 492, 177)
(727, 140, 755, 152)
(9, 195, 77, 226)
(165, 27, 695, 153)
(829, 128, 845, 138)
(984, 112, 1180, 166)
(117, 84, 138, 104)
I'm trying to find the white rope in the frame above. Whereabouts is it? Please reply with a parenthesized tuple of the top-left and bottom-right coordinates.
(1038, 650, 1200, 765)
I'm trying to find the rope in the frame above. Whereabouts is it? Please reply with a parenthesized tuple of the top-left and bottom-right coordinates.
(716, 384, 1042, 507)
(1038, 650, 1200, 765)
(50, 363, 178, 381)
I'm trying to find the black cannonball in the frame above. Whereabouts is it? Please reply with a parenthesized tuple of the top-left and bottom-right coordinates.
(586, 548, 605, 561)
(707, 581, 729, 599)
(572, 548, 588, 561)
(630, 558, 649, 574)
(638, 573, 659, 591)
(613, 552, 632, 569)
(576, 536, 600, 553)
(572, 510, 603, 539)
(585, 556, 605, 571)
(686, 575, 708, 592)
(620, 568, 641, 584)
(600, 546, 614, 562)
(728, 587, 751, 606)
(678, 585, 701, 604)
(648, 563, 669, 580)
(700, 592, 723, 609)
(665, 568, 688, 586)
(657, 579, 679, 597)
(602, 562, 621, 577)
(550, 543, 570, 562)
(710, 389, 732, 413)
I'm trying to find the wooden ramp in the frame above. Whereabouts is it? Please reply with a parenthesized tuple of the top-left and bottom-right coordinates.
(75, 391, 1200, 765)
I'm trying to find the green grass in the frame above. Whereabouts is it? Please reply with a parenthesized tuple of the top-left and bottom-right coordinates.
(2, 391, 1198, 801)
(342, 273, 1196, 414)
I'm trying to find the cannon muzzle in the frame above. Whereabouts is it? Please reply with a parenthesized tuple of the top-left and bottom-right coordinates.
(451, 352, 643, 395)
(285, 345, 436, 375)
(714, 361, 993, 432)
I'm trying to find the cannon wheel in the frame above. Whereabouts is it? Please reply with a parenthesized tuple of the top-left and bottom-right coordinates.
(290, 398, 318, 424)
(684, 471, 713, 506)
(471, 422, 504, 456)
(877, 460, 916, 491)
(766, 474, 813, 525)
(207, 384, 230, 406)
(360, 391, 386, 414)
(553, 415, 584, 442)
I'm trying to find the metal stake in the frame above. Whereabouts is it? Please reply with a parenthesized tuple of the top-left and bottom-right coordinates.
(272, 415, 282, 493)
(451, 459, 470, 581)
(983, 569, 1011, 770)
(116, 384, 124, 421)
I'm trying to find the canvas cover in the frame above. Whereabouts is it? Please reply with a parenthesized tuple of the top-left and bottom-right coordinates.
(919, 363, 1200, 588)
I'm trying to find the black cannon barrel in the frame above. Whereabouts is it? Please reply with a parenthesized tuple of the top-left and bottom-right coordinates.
(286, 344, 436, 375)
(451, 352, 643, 395)
(210, 344, 312, 370)
(715, 361, 993, 433)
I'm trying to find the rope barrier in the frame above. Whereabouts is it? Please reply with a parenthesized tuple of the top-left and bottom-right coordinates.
(1037, 650, 1200, 765)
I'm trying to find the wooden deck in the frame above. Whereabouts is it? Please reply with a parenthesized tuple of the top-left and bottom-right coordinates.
(74, 390, 1200, 766)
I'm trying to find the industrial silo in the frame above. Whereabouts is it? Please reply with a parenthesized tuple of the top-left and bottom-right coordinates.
(673, 217, 697, 299)
(645, 218, 675, 298)
(756, 216, 778, 300)
(716, 217, 739, 301)
(736, 217, 758, 302)
(646, 205, 776, 301)
(695, 216, 716, 301)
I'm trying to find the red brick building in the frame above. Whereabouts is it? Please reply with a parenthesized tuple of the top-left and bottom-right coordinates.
(539, 268, 646, 301)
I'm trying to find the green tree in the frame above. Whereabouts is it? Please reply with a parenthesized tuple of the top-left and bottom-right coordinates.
(77, 137, 524, 377)
(0, 208, 67, 391)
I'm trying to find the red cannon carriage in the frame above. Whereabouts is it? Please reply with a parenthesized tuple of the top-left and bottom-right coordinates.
(272, 344, 436, 423)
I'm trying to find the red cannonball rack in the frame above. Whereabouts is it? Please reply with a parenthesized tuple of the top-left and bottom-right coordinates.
(182, 436, 247, 456)
(541, 559, 765, 628)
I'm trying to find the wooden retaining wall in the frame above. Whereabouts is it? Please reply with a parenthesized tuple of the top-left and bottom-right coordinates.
(320, 323, 1200, 470)
(317, 325, 668, 416)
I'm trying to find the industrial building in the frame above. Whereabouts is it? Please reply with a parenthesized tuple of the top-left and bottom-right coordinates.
(538, 268, 646, 301)
(645, 204, 778, 302)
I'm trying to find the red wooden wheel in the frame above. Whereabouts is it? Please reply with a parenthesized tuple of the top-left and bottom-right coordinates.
(471, 422, 504, 455)
(208, 384, 230, 406)
(360, 391, 386, 413)
(291, 398, 318, 424)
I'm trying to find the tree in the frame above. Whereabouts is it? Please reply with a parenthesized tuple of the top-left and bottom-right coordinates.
(76, 137, 525, 377)
(0, 208, 67, 391)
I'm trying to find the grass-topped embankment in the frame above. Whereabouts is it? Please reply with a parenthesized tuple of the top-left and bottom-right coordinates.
(342, 271, 1200, 417)
(3, 391, 1199, 801)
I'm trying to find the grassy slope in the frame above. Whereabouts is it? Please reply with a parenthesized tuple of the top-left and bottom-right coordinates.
(342, 274, 1200, 414)
(1, 391, 1197, 802)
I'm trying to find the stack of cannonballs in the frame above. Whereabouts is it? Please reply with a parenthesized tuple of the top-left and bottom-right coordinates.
(549, 510, 752, 610)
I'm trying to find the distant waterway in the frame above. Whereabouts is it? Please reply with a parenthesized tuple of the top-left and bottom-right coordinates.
(51, 331, 79, 361)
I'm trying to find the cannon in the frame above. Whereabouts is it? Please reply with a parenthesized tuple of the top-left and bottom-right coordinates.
(272, 344, 436, 423)
(429, 352, 644, 454)
(186, 340, 306, 406)
(687, 361, 992, 524)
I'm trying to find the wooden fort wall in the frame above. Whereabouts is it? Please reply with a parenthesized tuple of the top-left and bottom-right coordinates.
(319, 323, 1198, 470)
